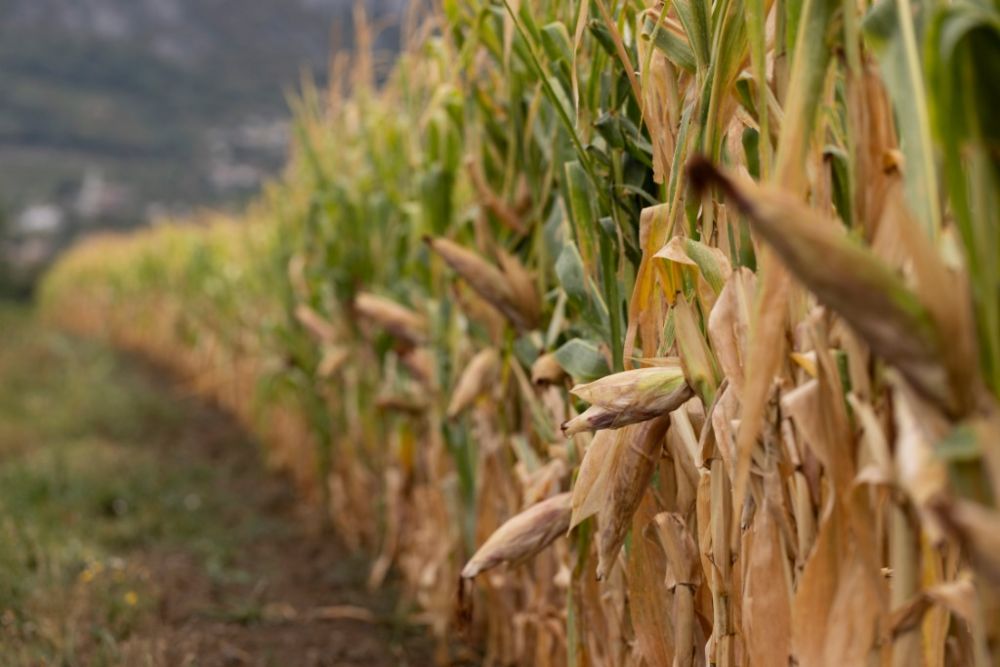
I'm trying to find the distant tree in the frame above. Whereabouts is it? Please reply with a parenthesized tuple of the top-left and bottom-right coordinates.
(0, 203, 15, 299)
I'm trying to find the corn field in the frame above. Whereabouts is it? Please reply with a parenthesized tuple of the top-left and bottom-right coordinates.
(40, 0, 1000, 664)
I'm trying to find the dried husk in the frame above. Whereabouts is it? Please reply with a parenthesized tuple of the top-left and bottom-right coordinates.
(294, 304, 339, 343)
(654, 511, 701, 667)
(569, 429, 617, 529)
(596, 415, 671, 580)
(741, 496, 792, 667)
(461, 492, 572, 579)
(447, 348, 501, 419)
(562, 364, 693, 435)
(353, 292, 428, 346)
(316, 345, 350, 378)
(707, 268, 756, 395)
(627, 495, 676, 666)
(426, 236, 539, 331)
(531, 352, 567, 386)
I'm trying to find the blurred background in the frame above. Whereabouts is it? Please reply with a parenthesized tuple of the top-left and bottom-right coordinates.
(0, 0, 405, 296)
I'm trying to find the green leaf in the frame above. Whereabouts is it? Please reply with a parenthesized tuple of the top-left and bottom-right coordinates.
(556, 241, 589, 307)
(554, 338, 611, 382)
(925, 2, 1000, 396)
(541, 21, 574, 66)
(686, 239, 728, 293)
(556, 241, 610, 338)
(863, 0, 942, 237)
(641, 14, 697, 72)
(674, 0, 711, 72)
(564, 160, 599, 266)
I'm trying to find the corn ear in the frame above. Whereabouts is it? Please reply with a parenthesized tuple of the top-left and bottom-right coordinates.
(353, 292, 428, 347)
(461, 492, 572, 579)
(447, 348, 501, 419)
(562, 364, 693, 436)
(596, 415, 671, 580)
(426, 236, 540, 331)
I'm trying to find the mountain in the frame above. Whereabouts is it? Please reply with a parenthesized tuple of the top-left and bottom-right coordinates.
(0, 0, 404, 291)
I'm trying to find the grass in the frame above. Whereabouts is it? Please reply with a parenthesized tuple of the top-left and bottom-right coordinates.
(0, 305, 265, 664)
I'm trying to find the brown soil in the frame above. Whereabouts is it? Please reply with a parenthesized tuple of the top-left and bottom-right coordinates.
(113, 370, 438, 667)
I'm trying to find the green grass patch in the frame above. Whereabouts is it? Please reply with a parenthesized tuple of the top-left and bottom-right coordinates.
(0, 305, 268, 664)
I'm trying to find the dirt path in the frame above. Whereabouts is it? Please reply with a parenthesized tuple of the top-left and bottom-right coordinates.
(117, 376, 436, 667)
(0, 307, 436, 666)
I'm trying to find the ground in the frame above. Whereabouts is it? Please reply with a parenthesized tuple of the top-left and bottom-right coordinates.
(0, 305, 436, 666)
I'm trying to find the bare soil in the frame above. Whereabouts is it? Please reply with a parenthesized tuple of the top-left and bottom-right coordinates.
(0, 309, 439, 666)
(117, 369, 438, 667)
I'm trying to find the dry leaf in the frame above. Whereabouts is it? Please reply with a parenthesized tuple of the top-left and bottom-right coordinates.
(742, 499, 791, 667)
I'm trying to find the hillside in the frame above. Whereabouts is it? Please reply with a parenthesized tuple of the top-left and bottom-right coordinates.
(0, 0, 404, 288)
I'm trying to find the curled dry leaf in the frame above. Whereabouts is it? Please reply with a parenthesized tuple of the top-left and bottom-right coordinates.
(893, 388, 949, 533)
(447, 348, 501, 419)
(742, 498, 792, 667)
(655, 235, 732, 311)
(654, 512, 700, 589)
(687, 157, 968, 419)
(461, 492, 572, 579)
(353, 292, 428, 346)
(707, 267, 756, 395)
(924, 574, 977, 624)
(782, 376, 852, 496)
(569, 429, 617, 529)
(931, 498, 1000, 584)
(887, 574, 978, 643)
(652, 511, 700, 667)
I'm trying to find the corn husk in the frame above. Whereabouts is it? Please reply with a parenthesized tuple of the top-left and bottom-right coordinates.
(353, 292, 428, 346)
(461, 492, 572, 579)
(447, 348, 501, 419)
(562, 365, 692, 435)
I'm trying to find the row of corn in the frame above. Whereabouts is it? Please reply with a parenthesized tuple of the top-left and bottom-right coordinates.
(41, 0, 1000, 664)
